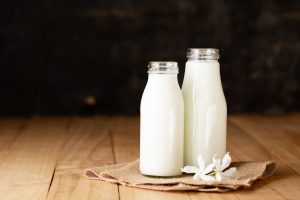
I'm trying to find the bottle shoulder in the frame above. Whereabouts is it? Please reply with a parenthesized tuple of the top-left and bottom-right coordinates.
(144, 80, 182, 93)
(141, 84, 183, 108)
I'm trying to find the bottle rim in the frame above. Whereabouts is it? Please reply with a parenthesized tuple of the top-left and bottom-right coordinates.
(187, 48, 220, 60)
(147, 61, 178, 74)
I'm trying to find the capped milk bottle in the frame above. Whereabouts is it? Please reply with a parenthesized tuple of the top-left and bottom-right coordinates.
(140, 61, 184, 176)
(182, 48, 227, 166)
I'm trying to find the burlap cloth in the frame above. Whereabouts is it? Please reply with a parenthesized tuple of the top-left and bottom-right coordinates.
(84, 160, 276, 192)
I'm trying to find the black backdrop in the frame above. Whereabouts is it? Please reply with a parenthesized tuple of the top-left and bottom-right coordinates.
(0, 0, 299, 116)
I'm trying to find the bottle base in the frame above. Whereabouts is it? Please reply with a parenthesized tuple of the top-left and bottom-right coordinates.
(140, 169, 182, 177)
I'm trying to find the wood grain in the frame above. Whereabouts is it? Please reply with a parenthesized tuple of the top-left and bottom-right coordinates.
(47, 117, 119, 200)
(0, 115, 299, 200)
(229, 116, 300, 200)
(0, 119, 27, 163)
(0, 118, 69, 200)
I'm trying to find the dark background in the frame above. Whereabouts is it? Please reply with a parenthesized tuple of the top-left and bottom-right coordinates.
(0, 0, 299, 116)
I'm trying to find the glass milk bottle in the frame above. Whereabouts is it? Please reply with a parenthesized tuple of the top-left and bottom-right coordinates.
(140, 61, 184, 176)
(182, 48, 227, 166)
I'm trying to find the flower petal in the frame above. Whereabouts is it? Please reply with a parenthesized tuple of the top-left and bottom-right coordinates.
(220, 152, 232, 171)
(213, 154, 221, 170)
(221, 167, 237, 178)
(203, 163, 215, 175)
(193, 172, 202, 180)
(198, 155, 206, 171)
(216, 172, 222, 181)
(200, 174, 215, 181)
(212, 154, 217, 163)
(181, 166, 199, 174)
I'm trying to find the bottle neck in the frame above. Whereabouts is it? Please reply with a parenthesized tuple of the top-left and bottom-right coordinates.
(184, 60, 221, 84)
(147, 73, 178, 84)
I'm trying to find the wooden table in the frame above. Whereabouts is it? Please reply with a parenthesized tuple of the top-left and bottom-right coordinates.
(0, 115, 299, 199)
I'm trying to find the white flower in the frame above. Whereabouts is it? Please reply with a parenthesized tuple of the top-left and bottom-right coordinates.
(213, 152, 238, 181)
(181, 152, 238, 182)
(181, 155, 216, 181)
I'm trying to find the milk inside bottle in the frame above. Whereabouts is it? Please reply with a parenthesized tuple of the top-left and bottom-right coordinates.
(182, 49, 227, 166)
(140, 61, 184, 176)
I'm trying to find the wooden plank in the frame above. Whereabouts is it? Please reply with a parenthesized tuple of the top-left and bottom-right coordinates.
(230, 116, 300, 173)
(46, 117, 119, 200)
(0, 184, 49, 200)
(109, 117, 139, 163)
(110, 117, 191, 200)
(0, 119, 27, 162)
(0, 118, 70, 200)
(269, 116, 300, 173)
(228, 116, 300, 200)
(0, 119, 38, 200)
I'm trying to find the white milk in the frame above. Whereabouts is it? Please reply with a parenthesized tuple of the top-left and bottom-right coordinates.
(140, 61, 184, 176)
(182, 49, 227, 166)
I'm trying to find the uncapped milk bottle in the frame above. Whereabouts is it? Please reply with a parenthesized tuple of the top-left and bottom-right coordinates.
(140, 61, 184, 176)
(182, 48, 227, 166)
